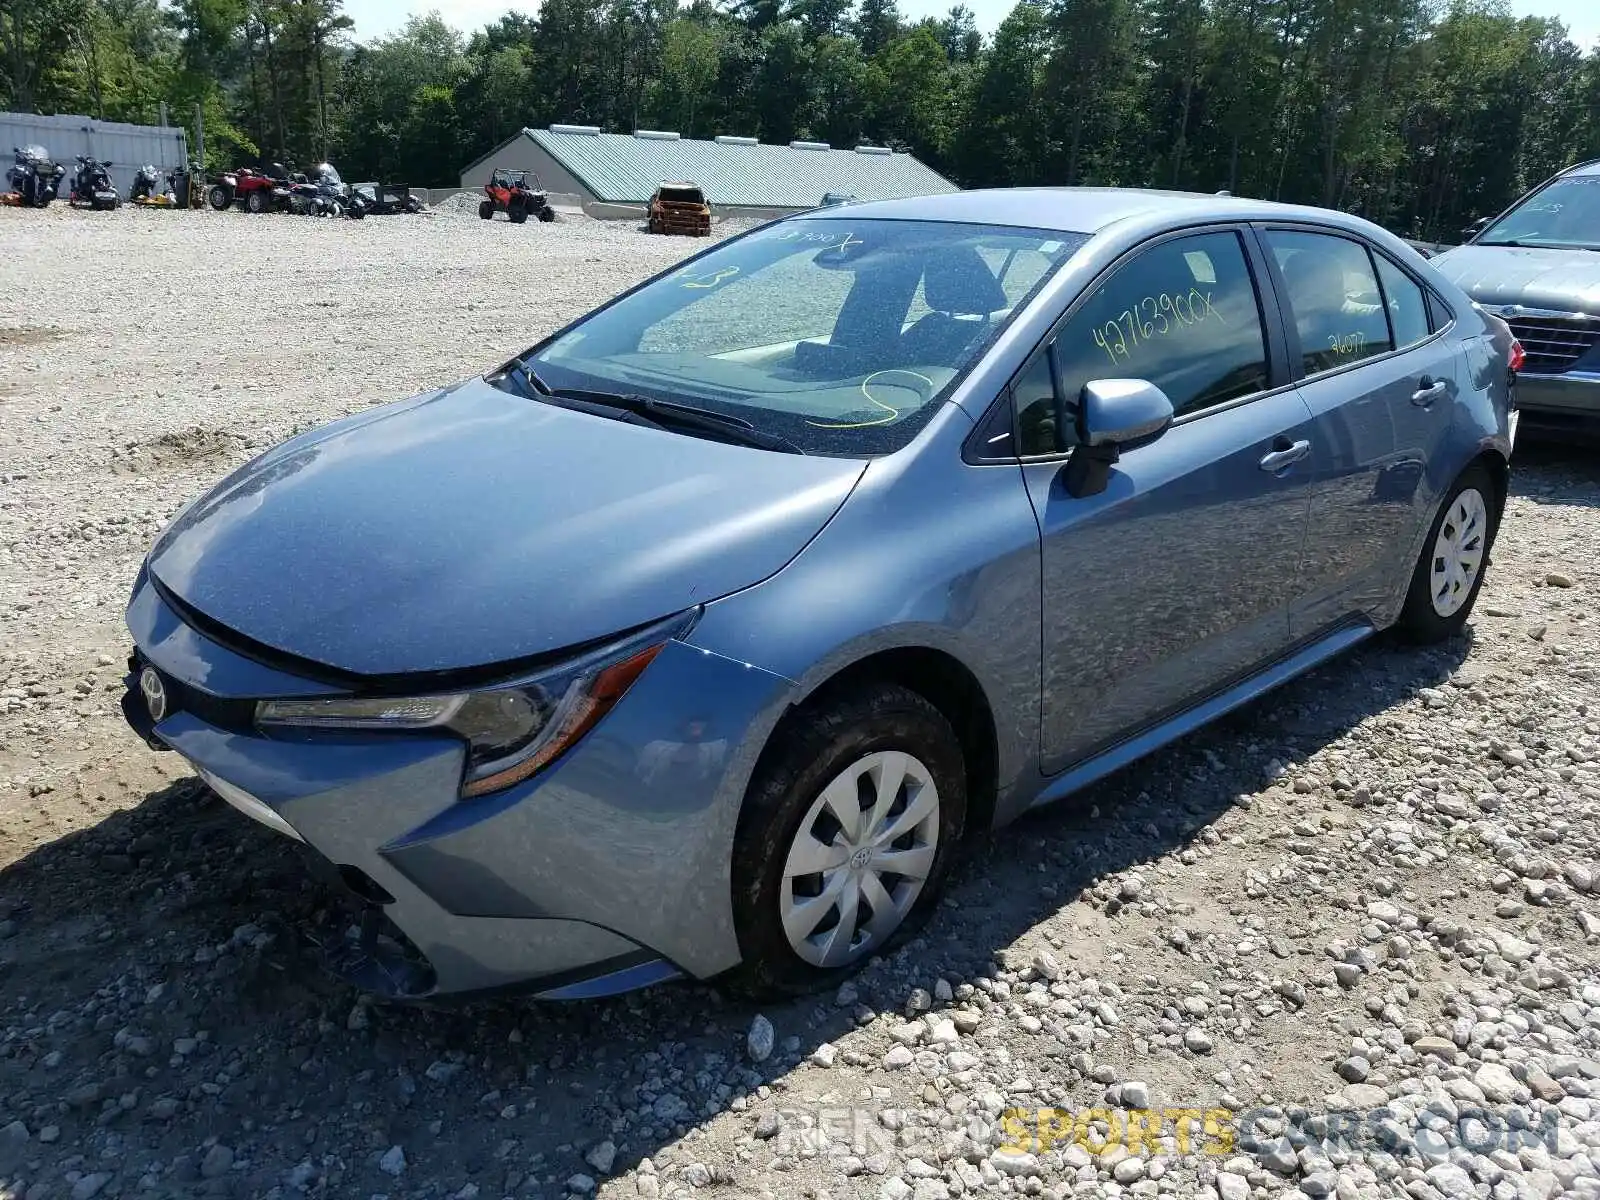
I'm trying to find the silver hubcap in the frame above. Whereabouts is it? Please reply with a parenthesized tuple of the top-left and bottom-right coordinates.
(780, 750, 940, 968)
(1430, 487, 1488, 617)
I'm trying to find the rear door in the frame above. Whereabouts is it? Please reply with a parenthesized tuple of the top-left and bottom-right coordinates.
(1008, 227, 1319, 774)
(1259, 227, 1459, 637)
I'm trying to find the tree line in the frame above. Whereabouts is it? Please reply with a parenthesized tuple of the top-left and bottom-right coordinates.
(4, 0, 1599, 241)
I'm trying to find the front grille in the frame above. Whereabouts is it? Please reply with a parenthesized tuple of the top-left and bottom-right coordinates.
(1505, 315, 1600, 375)
(133, 655, 258, 734)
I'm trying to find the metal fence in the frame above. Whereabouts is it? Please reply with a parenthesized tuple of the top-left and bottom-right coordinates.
(2, 112, 189, 199)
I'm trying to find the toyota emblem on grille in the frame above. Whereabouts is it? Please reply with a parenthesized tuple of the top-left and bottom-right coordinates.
(139, 666, 168, 723)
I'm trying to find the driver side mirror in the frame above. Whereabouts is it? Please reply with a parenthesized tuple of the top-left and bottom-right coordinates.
(1061, 378, 1175, 499)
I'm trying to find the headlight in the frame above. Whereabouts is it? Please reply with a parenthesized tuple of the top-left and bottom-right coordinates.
(255, 611, 696, 798)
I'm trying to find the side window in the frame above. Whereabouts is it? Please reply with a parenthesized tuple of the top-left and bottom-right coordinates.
(1014, 348, 1063, 456)
(1425, 289, 1453, 333)
(1266, 230, 1393, 375)
(1374, 255, 1430, 349)
(1051, 231, 1270, 422)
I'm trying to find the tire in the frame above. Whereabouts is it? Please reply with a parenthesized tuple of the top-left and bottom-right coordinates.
(509, 199, 528, 224)
(1395, 461, 1501, 644)
(727, 682, 967, 998)
(537, 206, 555, 223)
(207, 184, 232, 211)
(246, 190, 268, 214)
(478, 200, 494, 220)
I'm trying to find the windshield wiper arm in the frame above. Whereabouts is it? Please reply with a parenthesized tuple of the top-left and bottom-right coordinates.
(551, 388, 806, 454)
(494, 365, 672, 431)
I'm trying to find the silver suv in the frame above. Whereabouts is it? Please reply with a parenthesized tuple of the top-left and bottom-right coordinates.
(1432, 158, 1600, 440)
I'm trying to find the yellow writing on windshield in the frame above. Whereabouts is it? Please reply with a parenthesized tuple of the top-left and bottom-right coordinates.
(1093, 288, 1224, 365)
(680, 265, 740, 289)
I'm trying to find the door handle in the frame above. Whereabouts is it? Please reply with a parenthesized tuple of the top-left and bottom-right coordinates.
(1259, 439, 1311, 472)
(1412, 378, 1448, 406)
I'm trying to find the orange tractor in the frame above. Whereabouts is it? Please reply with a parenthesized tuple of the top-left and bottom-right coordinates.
(647, 182, 711, 236)
(480, 169, 555, 224)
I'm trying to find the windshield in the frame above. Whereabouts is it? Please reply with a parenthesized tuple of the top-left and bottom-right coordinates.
(1480, 174, 1600, 249)
(526, 218, 1086, 456)
(318, 164, 342, 185)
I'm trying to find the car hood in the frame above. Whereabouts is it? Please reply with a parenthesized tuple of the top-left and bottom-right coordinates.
(1430, 244, 1600, 313)
(147, 378, 866, 678)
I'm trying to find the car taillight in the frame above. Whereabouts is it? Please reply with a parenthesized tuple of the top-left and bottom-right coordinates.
(1509, 339, 1525, 373)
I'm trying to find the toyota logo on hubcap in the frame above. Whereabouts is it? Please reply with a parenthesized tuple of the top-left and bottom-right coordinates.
(139, 667, 168, 723)
(849, 847, 874, 869)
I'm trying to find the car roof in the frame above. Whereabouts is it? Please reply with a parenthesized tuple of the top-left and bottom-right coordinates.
(791, 186, 1385, 235)
(1561, 159, 1600, 178)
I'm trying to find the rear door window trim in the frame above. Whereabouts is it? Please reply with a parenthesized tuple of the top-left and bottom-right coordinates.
(1254, 221, 1455, 387)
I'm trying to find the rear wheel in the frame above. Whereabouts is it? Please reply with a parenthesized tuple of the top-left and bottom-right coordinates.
(728, 682, 967, 998)
(245, 190, 268, 214)
(537, 205, 555, 223)
(1396, 462, 1500, 643)
(207, 184, 232, 211)
(478, 200, 494, 220)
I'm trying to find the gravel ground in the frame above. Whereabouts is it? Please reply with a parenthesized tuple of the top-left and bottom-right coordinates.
(1, 204, 1598, 1200)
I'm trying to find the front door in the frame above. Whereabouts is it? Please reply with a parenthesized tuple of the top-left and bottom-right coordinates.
(1011, 228, 1318, 774)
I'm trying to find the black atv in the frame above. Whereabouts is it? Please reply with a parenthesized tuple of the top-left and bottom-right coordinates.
(70, 156, 121, 210)
(5, 145, 66, 208)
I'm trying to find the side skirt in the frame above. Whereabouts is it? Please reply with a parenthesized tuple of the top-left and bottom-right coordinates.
(1028, 622, 1374, 813)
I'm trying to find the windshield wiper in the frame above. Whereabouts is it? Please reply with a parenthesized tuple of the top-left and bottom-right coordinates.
(1474, 238, 1600, 250)
(494, 360, 804, 453)
(550, 387, 806, 455)
(493, 363, 672, 432)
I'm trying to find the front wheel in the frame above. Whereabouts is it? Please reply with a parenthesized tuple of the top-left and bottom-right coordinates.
(728, 682, 967, 998)
(207, 184, 232, 211)
(478, 200, 494, 220)
(537, 206, 555, 223)
(245, 190, 268, 214)
(1395, 462, 1500, 643)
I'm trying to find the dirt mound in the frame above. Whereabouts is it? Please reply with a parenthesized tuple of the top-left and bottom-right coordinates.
(109, 427, 252, 475)
(0, 326, 64, 347)
(431, 190, 488, 219)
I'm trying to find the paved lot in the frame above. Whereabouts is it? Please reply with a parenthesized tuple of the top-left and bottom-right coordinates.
(0, 206, 1597, 1200)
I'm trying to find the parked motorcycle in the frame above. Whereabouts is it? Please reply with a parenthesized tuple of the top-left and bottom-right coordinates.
(130, 163, 176, 207)
(168, 161, 203, 209)
(287, 162, 365, 219)
(69, 156, 120, 210)
(3, 145, 66, 208)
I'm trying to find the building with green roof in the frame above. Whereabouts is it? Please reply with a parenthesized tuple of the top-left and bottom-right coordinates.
(459, 125, 958, 218)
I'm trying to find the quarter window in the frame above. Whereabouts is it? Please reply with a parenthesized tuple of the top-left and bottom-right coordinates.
(1014, 348, 1062, 456)
(1266, 230, 1393, 375)
(1374, 255, 1430, 349)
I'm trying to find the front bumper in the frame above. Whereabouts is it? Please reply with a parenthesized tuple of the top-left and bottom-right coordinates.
(1513, 371, 1600, 440)
(121, 572, 794, 1000)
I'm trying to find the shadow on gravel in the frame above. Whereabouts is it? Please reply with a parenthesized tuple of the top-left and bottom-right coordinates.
(0, 627, 1475, 1196)
(1511, 438, 1600, 505)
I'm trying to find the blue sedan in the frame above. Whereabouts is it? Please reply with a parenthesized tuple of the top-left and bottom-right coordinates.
(120, 188, 1518, 1001)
